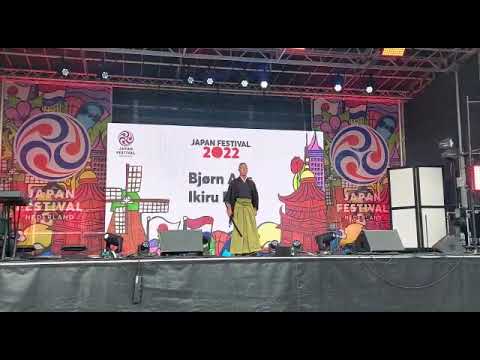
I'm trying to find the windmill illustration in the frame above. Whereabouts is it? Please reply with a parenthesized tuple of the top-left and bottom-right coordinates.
(105, 163, 170, 255)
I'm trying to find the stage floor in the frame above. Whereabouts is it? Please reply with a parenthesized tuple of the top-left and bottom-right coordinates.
(1, 254, 478, 311)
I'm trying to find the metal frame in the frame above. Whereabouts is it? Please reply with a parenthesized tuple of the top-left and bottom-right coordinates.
(466, 96, 480, 247)
(1, 48, 478, 99)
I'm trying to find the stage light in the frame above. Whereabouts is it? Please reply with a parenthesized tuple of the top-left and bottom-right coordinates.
(260, 80, 269, 89)
(96, 61, 110, 80)
(468, 165, 480, 191)
(187, 76, 195, 84)
(365, 77, 375, 94)
(438, 138, 455, 150)
(206, 77, 214, 86)
(139, 241, 150, 255)
(241, 79, 249, 88)
(103, 233, 123, 256)
(382, 48, 406, 57)
(269, 240, 279, 250)
(334, 74, 344, 92)
(56, 56, 70, 77)
(291, 240, 302, 256)
(440, 149, 458, 160)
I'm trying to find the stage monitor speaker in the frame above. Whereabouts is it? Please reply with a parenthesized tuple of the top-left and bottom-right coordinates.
(432, 235, 464, 254)
(159, 230, 203, 255)
(362, 230, 405, 252)
(339, 223, 370, 253)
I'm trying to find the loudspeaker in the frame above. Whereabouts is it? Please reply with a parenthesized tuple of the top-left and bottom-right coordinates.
(432, 235, 465, 254)
(274, 245, 292, 257)
(159, 230, 203, 255)
(349, 231, 370, 252)
(362, 230, 405, 252)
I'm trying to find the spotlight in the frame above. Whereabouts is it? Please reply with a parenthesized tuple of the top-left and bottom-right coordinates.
(291, 240, 302, 255)
(97, 62, 110, 80)
(260, 80, 269, 89)
(438, 138, 455, 150)
(103, 233, 123, 258)
(382, 48, 406, 57)
(292, 240, 302, 249)
(241, 79, 249, 88)
(365, 77, 375, 94)
(206, 77, 214, 86)
(187, 76, 195, 84)
(269, 240, 279, 250)
(441, 148, 458, 160)
(139, 241, 150, 255)
(333, 74, 344, 93)
(56, 57, 70, 77)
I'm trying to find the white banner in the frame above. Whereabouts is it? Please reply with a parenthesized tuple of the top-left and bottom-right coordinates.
(106, 123, 324, 254)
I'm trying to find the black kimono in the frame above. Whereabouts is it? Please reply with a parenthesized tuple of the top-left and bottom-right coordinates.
(224, 177, 259, 213)
(224, 177, 261, 255)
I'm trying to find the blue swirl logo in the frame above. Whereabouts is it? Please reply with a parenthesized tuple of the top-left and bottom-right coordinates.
(330, 125, 389, 185)
(14, 112, 91, 181)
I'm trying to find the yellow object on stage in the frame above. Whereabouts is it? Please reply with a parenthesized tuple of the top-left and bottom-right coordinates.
(340, 223, 364, 247)
(230, 198, 261, 255)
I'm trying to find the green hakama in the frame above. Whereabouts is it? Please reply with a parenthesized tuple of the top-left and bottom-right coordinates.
(230, 198, 261, 255)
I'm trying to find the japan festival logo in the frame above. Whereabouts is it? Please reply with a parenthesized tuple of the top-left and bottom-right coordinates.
(14, 112, 91, 182)
(118, 130, 134, 146)
(330, 125, 389, 185)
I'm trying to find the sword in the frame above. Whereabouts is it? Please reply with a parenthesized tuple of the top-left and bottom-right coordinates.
(229, 216, 243, 238)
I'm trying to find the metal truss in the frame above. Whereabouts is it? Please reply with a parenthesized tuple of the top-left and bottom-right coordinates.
(1, 48, 478, 100)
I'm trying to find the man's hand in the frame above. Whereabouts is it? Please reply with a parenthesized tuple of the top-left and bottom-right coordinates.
(227, 207, 233, 218)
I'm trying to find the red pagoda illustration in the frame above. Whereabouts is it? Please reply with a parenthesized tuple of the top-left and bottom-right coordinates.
(51, 165, 105, 255)
(278, 158, 327, 252)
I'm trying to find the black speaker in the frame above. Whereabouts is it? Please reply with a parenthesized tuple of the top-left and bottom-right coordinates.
(432, 235, 464, 254)
(274, 245, 291, 257)
(361, 230, 408, 252)
(159, 230, 203, 255)
(345, 231, 370, 253)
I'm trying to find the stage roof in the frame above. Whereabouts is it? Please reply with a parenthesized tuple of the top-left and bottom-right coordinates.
(0, 48, 478, 100)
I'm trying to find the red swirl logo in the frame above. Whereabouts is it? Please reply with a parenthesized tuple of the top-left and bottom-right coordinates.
(330, 125, 389, 185)
(14, 112, 91, 182)
(118, 131, 134, 146)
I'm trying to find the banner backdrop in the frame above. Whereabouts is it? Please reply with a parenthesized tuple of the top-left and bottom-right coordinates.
(106, 124, 325, 255)
(0, 80, 112, 255)
(312, 98, 402, 233)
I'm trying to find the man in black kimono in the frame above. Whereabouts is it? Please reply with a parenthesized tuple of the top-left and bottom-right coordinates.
(224, 163, 261, 256)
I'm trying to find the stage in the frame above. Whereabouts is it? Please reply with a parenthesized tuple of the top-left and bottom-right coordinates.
(0, 254, 478, 312)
